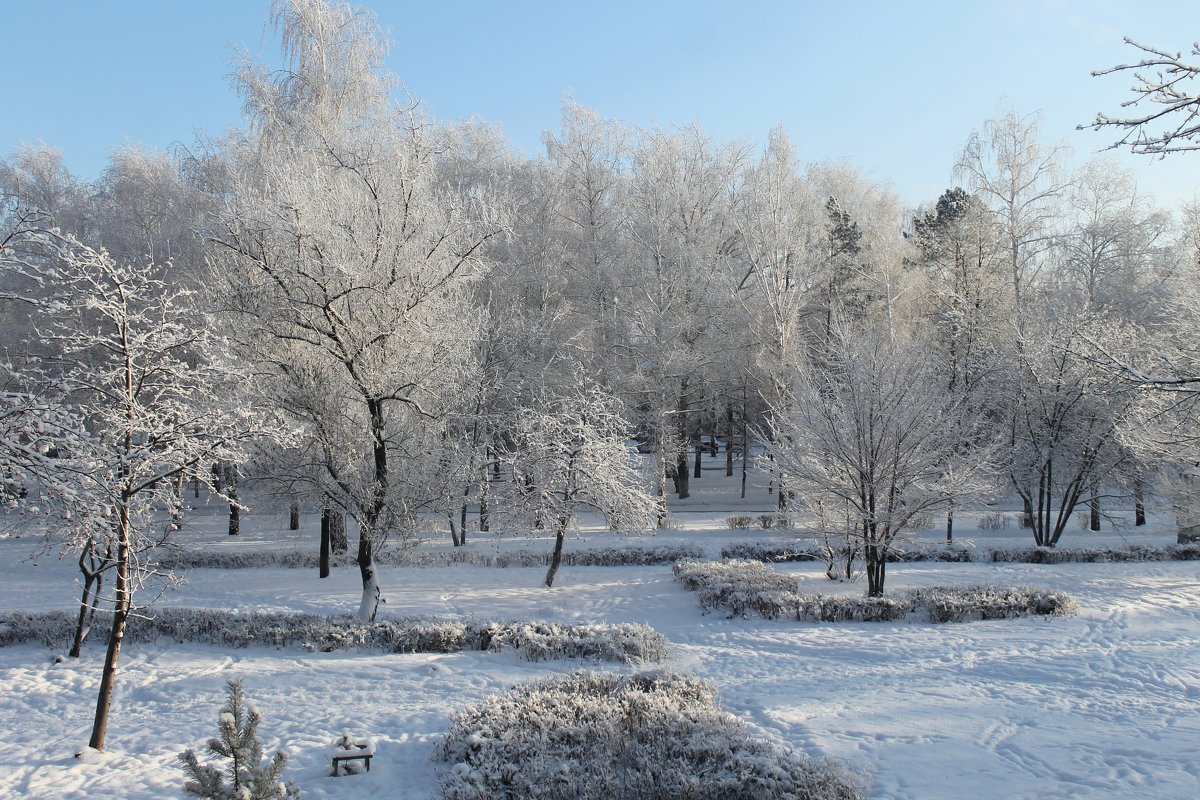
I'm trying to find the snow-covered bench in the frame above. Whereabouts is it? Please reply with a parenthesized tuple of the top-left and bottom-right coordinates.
(331, 734, 376, 776)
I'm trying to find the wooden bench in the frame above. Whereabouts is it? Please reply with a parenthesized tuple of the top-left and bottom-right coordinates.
(331, 736, 376, 776)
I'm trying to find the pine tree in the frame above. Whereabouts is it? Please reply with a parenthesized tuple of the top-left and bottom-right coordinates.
(180, 680, 299, 800)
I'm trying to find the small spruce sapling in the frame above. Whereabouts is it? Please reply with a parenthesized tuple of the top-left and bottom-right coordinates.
(180, 679, 299, 800)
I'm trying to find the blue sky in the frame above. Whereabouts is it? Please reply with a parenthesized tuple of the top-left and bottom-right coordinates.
(4, 0, 1198, 209)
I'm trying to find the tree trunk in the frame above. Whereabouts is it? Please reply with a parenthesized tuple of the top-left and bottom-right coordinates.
(865, 543, 886, 597)
(740, 384, 748, 499)
(330, 510, 347, 553)
(70, 539, 108, 658)
(479, 453, 491, 533)
(447, 510, 461, 547)
(319, 508, 331, 579)
(725, 406, 734, 477)
(225, 464, 239, 536)
(171, 474, 185, 530)
(544, 524, 567, 588)
(1089, 489, 1101, 532)
(89, 507, 131, 752)
(692, 437, 702, 480)
(945, 504, 954, 545)
(193, 475, 200, 499)
(289, 501, 300, 531)
(357, 534, 379, 621)
(1134, 481, 1146, 527)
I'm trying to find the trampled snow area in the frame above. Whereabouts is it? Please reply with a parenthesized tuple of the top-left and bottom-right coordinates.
(1, 474, 1198, 799)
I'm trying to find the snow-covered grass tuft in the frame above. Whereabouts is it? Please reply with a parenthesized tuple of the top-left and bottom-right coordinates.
(674, 560, 1078, 623)
(0, 609, 669, 663)
(437, 669, 867, 800)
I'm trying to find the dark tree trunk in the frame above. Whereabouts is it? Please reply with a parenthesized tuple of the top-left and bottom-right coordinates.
(357, 533, 379, 620)
(1089, 489, 1101, 532)
(330, 510, 347, 553)
(289, 501, 300, 531)
(725, 406, 735, 477)
(1134, 481, 1146, 527)
(674, 448, 690, 499)
(448, 511, 461, 547)
(479, 453, 491, 533)
(89, 506, 132, 752)
(865, 543, 886, 597)
(225, 464, 239, 536)
(945, 504, 954, 545)
(193, 475, 200, 499)
(70, 539, 109, 658)
(693, 437, 702, 479)
(544, 525, 566, 588)
(319, 508, 331, 579)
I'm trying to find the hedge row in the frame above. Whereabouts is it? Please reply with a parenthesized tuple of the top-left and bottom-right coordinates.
(438, 669, 866, 800)
(160, 543, 705, 571)
(672, 559, 1078, 623)
(0, 608, 670, 663)
(722, 540, 1200, 565)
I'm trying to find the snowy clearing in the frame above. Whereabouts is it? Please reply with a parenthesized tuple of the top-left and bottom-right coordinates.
(1, 492, 1198, 799)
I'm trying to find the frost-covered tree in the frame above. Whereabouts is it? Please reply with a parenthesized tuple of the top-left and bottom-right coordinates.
(2, 231, 271, 752)
(1085, 37, 1200, 156)
(1007, 306, 1134, 546)
(209, 0, 502, 618)
(769, 324, 995, 596)
(956, 109, 1070, 314)
(180, 679, 299, 800)
(505, 376, 658, 587)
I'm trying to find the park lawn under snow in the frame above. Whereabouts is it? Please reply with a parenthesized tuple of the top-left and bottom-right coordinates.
(1, 481, 1198, 799)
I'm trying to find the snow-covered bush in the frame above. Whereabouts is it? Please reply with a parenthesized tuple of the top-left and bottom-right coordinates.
(721, 540, 972, 564)
(179, 679, 299, 799)
(161, 543, 704, 571)
(726, 514, 755, 530)
(674, 560, 1078, 623)
(989, 544, 1200, 563)
(437, 670, 866, 800)
(0, 609, 669, 663)
(672, 559, 801, 619)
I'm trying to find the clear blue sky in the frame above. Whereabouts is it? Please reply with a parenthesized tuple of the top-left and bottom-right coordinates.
(4, 0, 1198, 209)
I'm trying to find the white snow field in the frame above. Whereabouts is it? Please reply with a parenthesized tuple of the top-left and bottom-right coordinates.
(1, 477, 1198, 799)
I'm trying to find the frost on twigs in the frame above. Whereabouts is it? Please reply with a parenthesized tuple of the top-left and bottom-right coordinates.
(438, 669, 866, 800)
(179, 679, 299, 800)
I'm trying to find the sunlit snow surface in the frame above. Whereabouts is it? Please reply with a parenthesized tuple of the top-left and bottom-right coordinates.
(1, 479, 1198, 799)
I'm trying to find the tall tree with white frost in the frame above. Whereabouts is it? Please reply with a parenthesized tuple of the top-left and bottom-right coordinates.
(209, 0, 502, 618)
(1, 232, 269, 752)
(769, 324, 995, 596)
(505, 376, 658, 588)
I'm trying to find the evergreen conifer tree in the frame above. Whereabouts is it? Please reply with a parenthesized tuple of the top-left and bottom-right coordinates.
(180, 679, 299, 800)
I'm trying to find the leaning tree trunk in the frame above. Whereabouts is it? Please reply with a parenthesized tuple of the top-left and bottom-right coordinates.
(89, 505, 132, 752)
(545, 519, 569, 588)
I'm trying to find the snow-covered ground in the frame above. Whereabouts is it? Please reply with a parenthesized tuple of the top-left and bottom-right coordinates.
(1, 475, 1198, 799)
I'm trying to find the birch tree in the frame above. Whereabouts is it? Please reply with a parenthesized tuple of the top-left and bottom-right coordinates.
(209, 0, 502, 618)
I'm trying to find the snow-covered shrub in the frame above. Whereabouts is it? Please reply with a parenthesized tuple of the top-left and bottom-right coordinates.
(672, 559, 801, 619)
(478, 621, 670, 663)
(988, 544, 1200, 563)
(726, 514, 755, 530)
(757, 513, 792, 530)
(437, 669, 866, 800)
(907, 586, 1078, 622)
(720, 540, 972, 564)
(793, 594, 908, 623)
(179, 679, 299, 799)
(674, 560, 1077, 623)
(0, 609, 668, 663)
